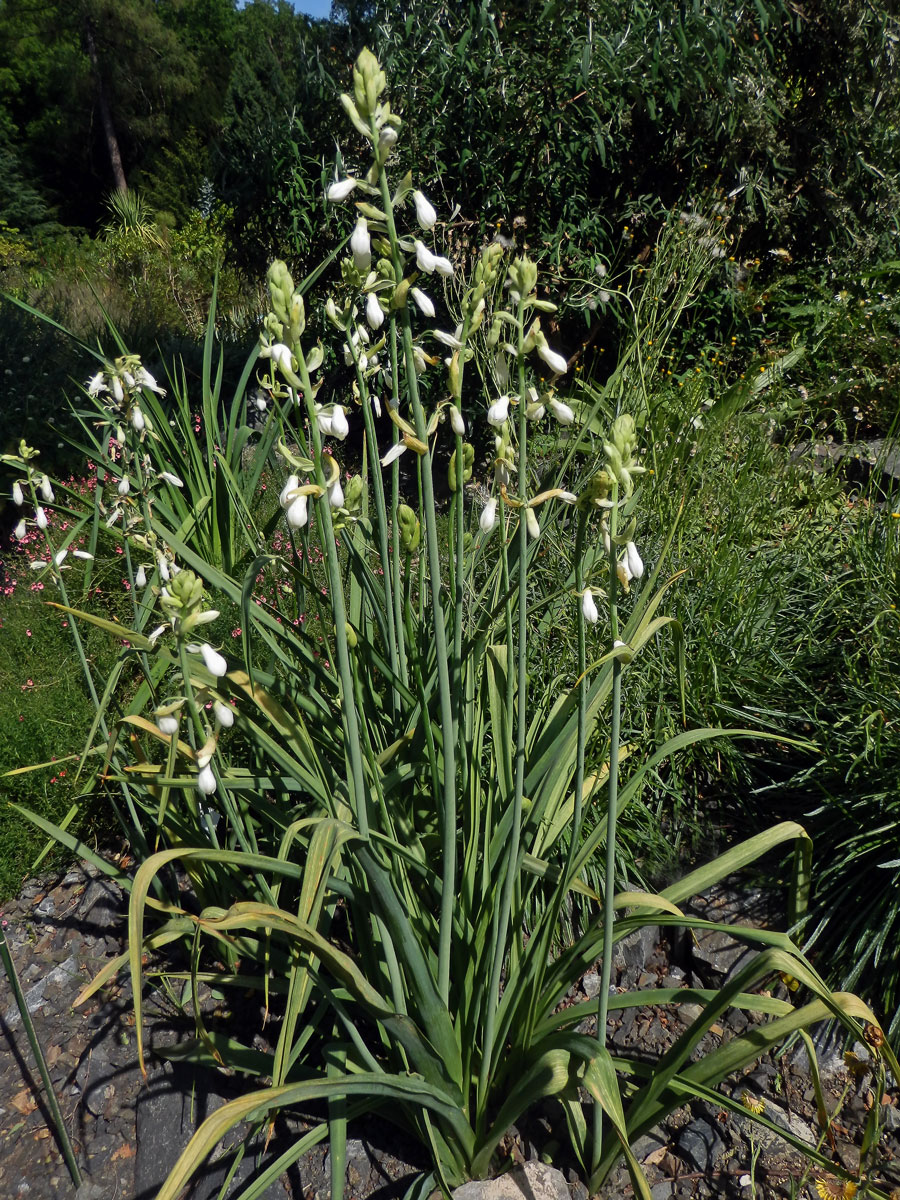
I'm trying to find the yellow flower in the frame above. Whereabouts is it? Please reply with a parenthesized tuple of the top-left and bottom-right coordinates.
(740, 1091, 765, 1115)
(814, 1176, 858, 1199)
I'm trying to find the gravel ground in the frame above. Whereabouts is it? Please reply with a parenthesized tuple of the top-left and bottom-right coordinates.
(2, 860, 899, 1200)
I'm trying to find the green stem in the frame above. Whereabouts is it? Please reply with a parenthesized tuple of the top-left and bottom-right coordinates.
(294, 351, 370, 840)
(0, 923, 83, 1189)
(375, 146, 457, 1004)
(479, 293, 529, 1111)
(593, 482, 621, 1174)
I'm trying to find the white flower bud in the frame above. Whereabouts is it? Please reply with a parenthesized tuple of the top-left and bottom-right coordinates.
(625, 541, 644, 580)
(330, 405, 350, 440)
(327, 177, 357, 202)
(197, 764, 217, 795)
(200, 643, 228, 678)
(525, 508, 540, 540)
(159, 471, 184, 487)
(412, 190, 437, 230)
(538, 343, 568, 374)
(411, 288, 435, 317)
(117, 476, 130, 496)
(73, 549, 94, 560)
(549, 398, 575, 426)
(487, 395, 510, 427)
(14, 520, 26, 539)
(433, 254, 454, 277)
(54, 549, 68, 566)
(39, 476, 54, 502)
(328, 478, 345, 507)
(214, 701, 234, 728)
(479, 497, 498, 534)
(135, 565, 147, 588)
(449, 407, 465, 436)
(112, 375, 124, 403)
(148, 624, 167, 644)
(286, 493, 309, 528)
(35, 506, 48, 530)
(157, 714, 179, 736)
(30, 560, 47, 569)
(351, 217, 371, 271)
(378, 126, 398, 151)
(582, 591, 599, 625)
(366, 290, 384, 329)
(12, 481, 23, 506)
(131, 407, 146, 432)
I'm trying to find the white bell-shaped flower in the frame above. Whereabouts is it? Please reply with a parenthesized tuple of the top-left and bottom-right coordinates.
(366, 291, 384, 329)
(581, 590, 599, 625)
(327, 177, 357, 202)
(549, 398, 575, 426)
(330, 405, 350, 440)
(487, 395, 510, 428)
(479, 498, 498, 534)
(351, 217, 371, 271)
(200, 643, 228, 678)
(625, 540, 644, 580)
(286, 493, 309, 528)
(411, 288, 435, 317)
(412, 190, 437, 229)
(538, 343, 568, 374)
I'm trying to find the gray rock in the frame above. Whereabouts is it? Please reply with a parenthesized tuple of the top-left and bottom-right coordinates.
(677, 1117, 728, 1172)
(452, 1162, 570, 1200)
(582, 971, 601, 999)
(651, 1183, 675, 1200)
(134, 1061, 287, 1200)
(615, 924, 659, 987)
(2, 955, 80, 1030)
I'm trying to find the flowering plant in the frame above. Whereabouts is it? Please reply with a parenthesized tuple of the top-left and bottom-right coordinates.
(5, 48, 897, 1200)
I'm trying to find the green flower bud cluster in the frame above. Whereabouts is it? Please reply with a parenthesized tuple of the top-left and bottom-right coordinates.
(267, 260, 305, 346)
(603, 414, 647, 497)
(340, 48, 401, 160)
(448, 443, 474, 492)
(158, 568, 219, 636)
(397, 504, 421, 554)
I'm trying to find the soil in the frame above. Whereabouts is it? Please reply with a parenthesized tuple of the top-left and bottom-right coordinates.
(1, 859, 899, 1200)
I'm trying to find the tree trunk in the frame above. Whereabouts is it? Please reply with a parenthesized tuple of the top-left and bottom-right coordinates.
(83, 13, 127, 193)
